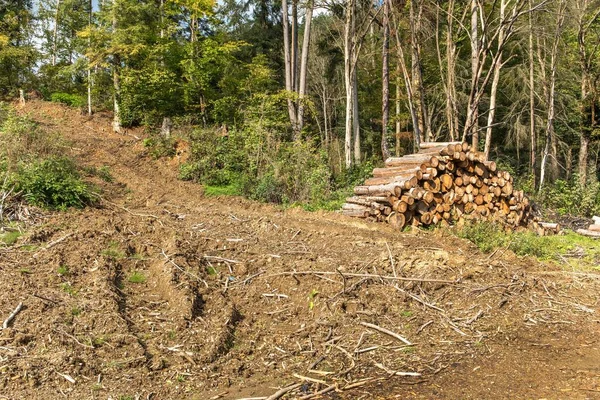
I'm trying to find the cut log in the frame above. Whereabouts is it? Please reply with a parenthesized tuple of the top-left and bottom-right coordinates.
(592, 216, 600, 224)
(588, 224, 600, 232)
(577, 228, 600, 238)
(419, 141, 461, 149)
(387, 212, 407, 230)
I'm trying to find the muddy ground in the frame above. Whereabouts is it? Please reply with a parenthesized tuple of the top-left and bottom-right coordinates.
(0, 101, 599, 400)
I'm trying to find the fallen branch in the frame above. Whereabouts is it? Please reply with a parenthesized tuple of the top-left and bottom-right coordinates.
(292, 373, 327, 385)
(395, 286, 445, 313)
(2, 302, 23, 329)
(297, 384, 336, 400)
(161, 250, 208, 288)
(267, 271, 456, 284)
(33, 233, 73, 258)
(360, 321, 412, 345)
(374, 362, 421, 377)
(265, 383, 302, 400)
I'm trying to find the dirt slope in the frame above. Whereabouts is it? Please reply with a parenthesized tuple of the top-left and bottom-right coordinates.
(0, 101, 599, 400)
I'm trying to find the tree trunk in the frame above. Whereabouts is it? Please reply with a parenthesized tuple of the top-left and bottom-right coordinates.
(291, 0, 299, 93)
(344, 0, 354, 168)
(390, 3, 420, 150)
(395, 69, 401, 156)
(112, 0, 121, 133)
(484, 0, 507, 160)
(468, 0, 479, 150)
(539, 1, 566, 191)
(353, 68, 361, 165)
(297, 0, 314, 135)
(52, 0, 61, 66)
(381, 0, 390, 160)
(87, 0, 93, 116)
(410, 0, 427, 142)
(282, 0, 298, 134)
(528, 0, 535, 183)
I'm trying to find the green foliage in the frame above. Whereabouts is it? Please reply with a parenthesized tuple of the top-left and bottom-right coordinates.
(455, 221, 600, 269)
(15, 156, 93, 210)
(143, 135, 176, 159)
(57, 265, 70, 276)
(50, 92, 85, 108)
(203, 184, 242, 197)
(538, 178, 600, 217)
(101, 241, 125, 259)
(0, 230, 21, 245)
(128, 271, 146, 284)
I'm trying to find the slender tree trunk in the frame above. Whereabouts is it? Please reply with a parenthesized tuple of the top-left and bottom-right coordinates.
(410, 0, 427, 142)
(468, 0, 479, 149)
(390, 2, 420, 149)
(291, 0, 299, 93)
(395, 68, 401, 155)
(343, 0, 354, 168)
(112, 0, 121, 133)
(539, 1, 565, 191)
(297, 0, 314, 135)
(381, 0, 390, 159)
(52, 0, 61, 66)
(528, 0, 536, 183)
(282, 0, 298, 133)
(353, 68, 361, 164)
(87, 0, 92, 116)
(484, 0, 506, 160)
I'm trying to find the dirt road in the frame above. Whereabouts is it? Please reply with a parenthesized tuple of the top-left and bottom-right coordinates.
(0, 101, 599, 399)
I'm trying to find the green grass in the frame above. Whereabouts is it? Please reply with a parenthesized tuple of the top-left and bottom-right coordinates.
(57, 265, 70, 276)
(203, 184, 242, 197)
(455, 222, 600, 270)
(71, 306, 81, 316)
(0, 231, 21, 245)
(61, 282, 77, 296)
(101, 241, 125, 259)
(128, 271, 147, 284)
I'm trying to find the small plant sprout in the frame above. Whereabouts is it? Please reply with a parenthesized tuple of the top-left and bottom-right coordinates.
(128, 271, 147, 284)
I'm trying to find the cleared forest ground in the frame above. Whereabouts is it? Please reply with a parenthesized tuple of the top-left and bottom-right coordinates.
(0, 101, 599, 400)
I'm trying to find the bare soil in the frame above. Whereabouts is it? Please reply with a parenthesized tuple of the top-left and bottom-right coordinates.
(1, 101, 599, 400)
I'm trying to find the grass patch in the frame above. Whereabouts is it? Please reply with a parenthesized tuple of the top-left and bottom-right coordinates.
(57, 265, 70, 276)
(0, 230, 21, 245)
(203, 184, 242, 197)
(61, 282, 77, 296)
(454, 221, 600, 270)
(101, 241, 125, 259)
(128, 271, 147, 284)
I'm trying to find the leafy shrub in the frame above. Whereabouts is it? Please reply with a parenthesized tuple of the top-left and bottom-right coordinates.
(455, 221, 509, 254)
(143, 135, 176, 159)
(50, 92, 85, 108)
(16, 156, 94, 210)
(0, 110, 62, 168)
(538, 178, 600, 217)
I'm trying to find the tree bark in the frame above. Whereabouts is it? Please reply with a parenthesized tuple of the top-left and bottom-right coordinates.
(410, 0, 428, 142)
(52, 0, 61, 66)
(87, 0, 92, 116)
(297, 0, 314, 135)
(468, 0, 479, 150)
(381, 0, 390, 160)
(390, 3, 420, 150)
(112, 0, 121, 133)
(344, 0, 354, 168)
(353, 67, 361, 164)
(282, 0, 298, 134)
(484, 0, 507, 160)
(539, 1, 566, 191)
(528, 0, 535, 183)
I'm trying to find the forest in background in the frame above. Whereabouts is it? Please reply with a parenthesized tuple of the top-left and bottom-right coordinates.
(1, 0, 599, 216)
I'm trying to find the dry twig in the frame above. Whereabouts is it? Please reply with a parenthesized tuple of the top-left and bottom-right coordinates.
(2, 302, 23, 329)
(360, 321, 412, 345)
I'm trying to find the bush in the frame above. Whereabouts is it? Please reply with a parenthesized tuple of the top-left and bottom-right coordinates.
(16, 156, 94, 210)
(538, 178, 600, 217)
(50, 92, 85, 108)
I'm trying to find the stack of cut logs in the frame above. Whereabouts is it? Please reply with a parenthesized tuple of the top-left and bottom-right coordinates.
(577, 216, 600, 238)
(342, 141, 546, 232)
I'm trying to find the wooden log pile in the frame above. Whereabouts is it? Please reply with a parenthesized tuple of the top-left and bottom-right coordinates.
(342, 141, 546, 232)
(577, 216, 600, 238)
